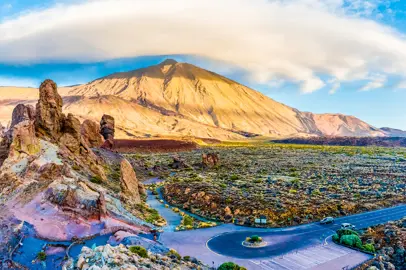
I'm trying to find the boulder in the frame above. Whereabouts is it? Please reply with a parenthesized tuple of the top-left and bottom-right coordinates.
(35, 79, 64, 140)
(202, 153, 219, 167)
(120, 159, 141, 203)
(171, 155, 191, 169)
(81, 119, 103, 148)
(45, 182, 105, 219)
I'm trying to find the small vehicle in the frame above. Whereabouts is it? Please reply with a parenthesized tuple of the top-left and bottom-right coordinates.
(320, 217, 334, 224)
(341, 223, 355, 230)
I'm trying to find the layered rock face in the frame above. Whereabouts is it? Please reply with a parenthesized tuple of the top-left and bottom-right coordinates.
(100, 114, 115, 149)
(81, 119, 103, 148)
(35, 79, 64, 140)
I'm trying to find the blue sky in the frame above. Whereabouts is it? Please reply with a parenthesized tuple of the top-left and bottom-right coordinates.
(1, 0, 406, 129)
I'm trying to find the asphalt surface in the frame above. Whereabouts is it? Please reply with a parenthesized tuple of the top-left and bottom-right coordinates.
(207, 204, 406, 259)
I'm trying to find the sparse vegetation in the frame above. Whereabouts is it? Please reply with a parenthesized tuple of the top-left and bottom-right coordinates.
(128, 143, 406, 227)
(218, 262, 247, 270)
(129, 246, 149, 258)
(37, 251, 47, 261)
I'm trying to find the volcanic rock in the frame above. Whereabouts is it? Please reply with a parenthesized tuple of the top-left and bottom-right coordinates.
(35, 79, 64, 140)
(202, 153, 219, 167)
(120, 158, 141, 203)
(7, 120, 40, 161)
(100, 114, 115, 149)
(81, 119, 103, 148)
(9, 104, 35, 130)
(45, 181, 105, 219)
(171, 155, 191, 169)
(59, 113, 81, 154)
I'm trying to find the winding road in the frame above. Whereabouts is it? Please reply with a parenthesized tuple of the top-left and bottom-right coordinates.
(150, 183, 406, 270)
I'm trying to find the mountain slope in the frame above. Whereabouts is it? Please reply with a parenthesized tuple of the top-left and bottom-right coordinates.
(0, 60, 387, 139)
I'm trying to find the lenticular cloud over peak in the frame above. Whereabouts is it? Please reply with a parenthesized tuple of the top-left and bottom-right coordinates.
(1, 0, 406, 93)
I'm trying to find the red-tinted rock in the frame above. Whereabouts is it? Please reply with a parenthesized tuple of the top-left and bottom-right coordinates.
(202, 153, 220, 167)
(59, 113, 81, 154)
(35, 79, 64, 140)
(120, 159, 141, 203)
(81, 120, 103, 148)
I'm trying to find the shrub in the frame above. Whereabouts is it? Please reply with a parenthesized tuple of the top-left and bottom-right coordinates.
(167, 249, 181, 260)
(37, 251, 47, 261)
(340, 234, 362, 249)
(182, 215, 194, 227)
(129, 246, 148, 258)
(90, 176, 102, 184)
(249, 235, 261, 243)
(218, 262, 247, 270)
(332, 234, 339, 242)
(289, 189, 297, 194)
(363, 243, 375, 253)
(183, 255, 191, 261)
(145, 208, 160, 224)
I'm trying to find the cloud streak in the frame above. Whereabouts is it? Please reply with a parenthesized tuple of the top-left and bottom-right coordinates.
(0, 0, 405, 93)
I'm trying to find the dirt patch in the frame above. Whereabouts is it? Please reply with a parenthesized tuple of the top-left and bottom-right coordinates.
(112, 139, 199, 153)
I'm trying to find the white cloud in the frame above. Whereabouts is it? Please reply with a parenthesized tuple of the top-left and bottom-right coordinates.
(360, 74, 387, 91)
(0, 0, 405, 93)
(328, 79, 341, 94)
(0, 76, 38, 87)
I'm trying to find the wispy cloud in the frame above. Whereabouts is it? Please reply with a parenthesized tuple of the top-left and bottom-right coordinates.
(360, 74, 387, 91)
(0, 76, 38, 87)
(0, 0, 404, 93)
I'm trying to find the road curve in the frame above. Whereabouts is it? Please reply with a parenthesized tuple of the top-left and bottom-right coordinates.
(207, 204, 406, 259)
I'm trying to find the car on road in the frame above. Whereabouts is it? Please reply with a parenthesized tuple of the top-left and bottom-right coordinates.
(341, 223, 355, 230)
(320, 217, 334, 224)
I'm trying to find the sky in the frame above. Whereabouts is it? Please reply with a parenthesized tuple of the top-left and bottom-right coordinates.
(1, 0, 406, 129)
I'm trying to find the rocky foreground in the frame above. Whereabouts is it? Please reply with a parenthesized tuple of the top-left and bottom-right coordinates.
(0, 80, 164, 269)
(359, 218, 406, 270)
(65, 243, 207, 270)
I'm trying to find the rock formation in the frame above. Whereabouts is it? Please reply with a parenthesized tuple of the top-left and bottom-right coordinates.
(7, 120, 40, 161)
(100, 114, 115, 149)
(3, 104, 36, 144)
(171, 155, 191, 169)
(9, 104, 35, 130)
(59, 113, 81, 154)
(0, 79, 155, 265)
(35, 79, 64, 140)
(120, 158, 141, 203)
(81, 119, 103, 148)
(202, 153, 220, 167)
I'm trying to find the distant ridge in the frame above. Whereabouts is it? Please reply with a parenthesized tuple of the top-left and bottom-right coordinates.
(0, 60, 391, 139)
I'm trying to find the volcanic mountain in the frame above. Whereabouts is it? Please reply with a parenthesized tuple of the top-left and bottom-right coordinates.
(0, 59, 387, 139)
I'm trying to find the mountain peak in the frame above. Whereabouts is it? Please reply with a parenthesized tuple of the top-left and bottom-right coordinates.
(159, 59, 178, 66)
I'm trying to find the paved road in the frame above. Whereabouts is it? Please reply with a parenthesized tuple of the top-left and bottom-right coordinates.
(159, 204, 406, 269)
